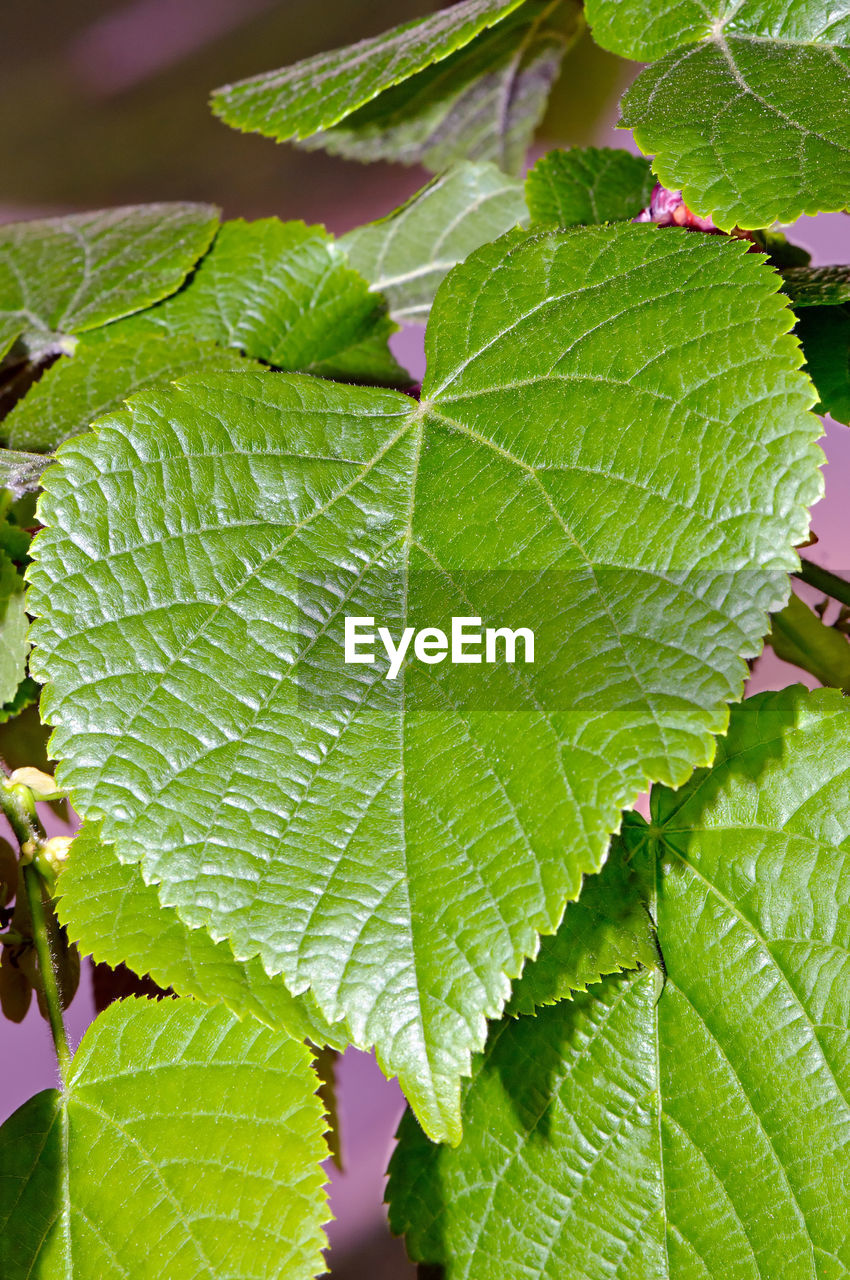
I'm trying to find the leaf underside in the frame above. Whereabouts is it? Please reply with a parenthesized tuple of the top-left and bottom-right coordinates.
(29, 225, 821, 1141)
(586, 0, 850, 229)
(389, 686, 850, 1278)
(0, 997, 329, 1280)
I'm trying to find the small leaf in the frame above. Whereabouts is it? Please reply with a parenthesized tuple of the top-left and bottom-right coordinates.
(798, 303, 850, 425)
(302, 1, 582, 176)
(0, 997, 330, 1279)
(0, 552, 28, 707)
(211, 0, 529, 143)
(585, 0, 850, 229)
(109, 218, 407, 386)
(1, 336, 252, 454)
(525, 145, 654, 227)
(339, 162, 527, 323)
(0, 204, 219, 357)
(0, 449, 51, 496)
(389, 686, 850, 1277)
(783, 265, 850, 308)
(769, 591, 850, 690)
(57, 822, 348, 1051)
(28, 226, 822, 1141)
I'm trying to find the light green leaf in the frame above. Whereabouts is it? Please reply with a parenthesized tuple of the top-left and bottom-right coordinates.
(585, 0, 850, 230)
(506, 837, 658, 1016)
(1, 336, 252, 454)
(301, 1, 582, 176)
(108, 218, 407, 386)
(28, 225, 821, 1141)
(58, 822, 348, 1050)
(0, 552, 28, 706)
(0, 204, 219, 358)
(783, 266, 850, 308)
(211, 0, 528, 143)
(769, 591, 850, 691)
(798, 303, 850, 425)
(389, 686, 850, 1277)
(0, 448, 51, 495)
(339, 162, 527, 323)
(0, 997, 329, 1279)
(525, 145, 654, 227)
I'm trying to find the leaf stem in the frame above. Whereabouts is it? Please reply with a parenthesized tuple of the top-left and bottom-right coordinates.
(796, 559, 850, 610)
(23, 862, 71, 1083)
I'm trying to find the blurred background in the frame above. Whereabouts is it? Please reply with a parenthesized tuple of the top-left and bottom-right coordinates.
(1, 3, 847, 1276)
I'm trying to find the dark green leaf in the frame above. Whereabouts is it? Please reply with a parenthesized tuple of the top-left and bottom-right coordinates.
(798, 303, 850, 425)
(525, 145, 653, 226)
(784, 266, 850, 308)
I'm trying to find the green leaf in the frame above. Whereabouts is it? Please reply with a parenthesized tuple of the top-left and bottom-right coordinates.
(58, 822, 348, 1050)
(0, 997, 329, 1279)
(585, 0, 850, 230)
(389, 686, 850, 1277)
(0, 552, 28, 707)
(0, 676, 39, 726)
(525, 146, 654, 227)
(769, 591, 850, 691)
(28, 225, 822, 1142)
(1, 336, 253, 455)
(339, 162, 527, 323)
(783, 266, 850, 308)
(300, 1, 582, 176)
(798, 303, 850, 425)
(0, 449, 51, 495)
(506, 837, 658, 1016)
(211, 0, 529, 143)
(108, 219, 407, 386)
(0, 204, 219, 358)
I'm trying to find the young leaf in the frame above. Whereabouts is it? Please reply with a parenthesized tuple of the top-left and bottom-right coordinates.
(389, 686, 850, 1277)
(798, 304, 850, 425)
(0, 997, 330, 1279)
(339, 162, 527, 322)
(107, 218, 407, 386)
(211, 0, 528, 143)
(525, 145, 654, 227)
(585, 0, 850, 230)
(783, 265, 850, 308)
(506, 837, 658, 1016)
(0, 552, 28, 706)
(299, 0, 582, 176)
(28, 225, 821, 1142)
(0, 204, 219, 358)
(769, 591, 850, 692)
(57, 822, 348, 1051)
(1, 337, 252, 454)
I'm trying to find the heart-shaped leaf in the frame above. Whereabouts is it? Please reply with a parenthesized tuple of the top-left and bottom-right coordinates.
(28, 225, 821, 1140)
(586, 0, 850, 229)
(389, 686, 850, 1277)
(0, 997, 329, 1279)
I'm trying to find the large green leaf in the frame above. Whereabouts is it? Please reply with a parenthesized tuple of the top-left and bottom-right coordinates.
(798, 304, 850, 425)
(1, 337, 251, 454)
(525, 145, 654, 227)
(28, 225, 821, 1141)
(0, 997, 329, 1280)
(58, 821, 348, 1050)
(0, 204, 218, 359)
(299, 1, 582, 175)
(389, 686, 850, 1277)
(585, 0, 850, 230)
(211, 0, 526, 142)
(339, 162, 527, 323)
(107, 218, 406, 386)
(0, 552, 28, 706)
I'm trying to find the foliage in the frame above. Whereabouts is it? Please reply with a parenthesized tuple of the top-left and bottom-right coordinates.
(2, 2, 850, 1275)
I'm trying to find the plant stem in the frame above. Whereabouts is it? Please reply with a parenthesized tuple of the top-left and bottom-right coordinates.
(796, 559, 850, 610)
(23, 862, 71, 1083)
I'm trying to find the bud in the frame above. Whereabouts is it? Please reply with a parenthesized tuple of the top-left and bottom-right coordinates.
(38, 836, 73, 877)
(9, 767, 64, 801)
